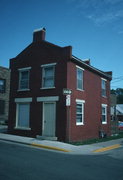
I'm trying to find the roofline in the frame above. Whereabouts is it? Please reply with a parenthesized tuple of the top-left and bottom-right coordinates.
(71, 55, 112, 80)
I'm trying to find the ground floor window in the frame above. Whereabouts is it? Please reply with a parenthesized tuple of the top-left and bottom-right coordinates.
(0, 100, 5, 115)
(76, 99, 85, 125)
(102, 104, 107, 124)
(16, 103, 30, 129)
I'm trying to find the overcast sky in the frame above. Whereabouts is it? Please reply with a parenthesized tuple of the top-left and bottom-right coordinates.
(0, 0, 123, 89)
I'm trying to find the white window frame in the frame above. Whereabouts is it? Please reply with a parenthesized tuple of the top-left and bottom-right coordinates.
(18, 67, 31, 91)
(101, 78, 107, 97)
(76, 66, 84, 91)
(15, 98, 32, 130)
(102, 104, 107, 124)
(41, 63, 56, 89)
(76, 99, 85, 125)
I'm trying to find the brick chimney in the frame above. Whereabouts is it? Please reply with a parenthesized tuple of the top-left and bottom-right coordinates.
(33, 28, 46, 42)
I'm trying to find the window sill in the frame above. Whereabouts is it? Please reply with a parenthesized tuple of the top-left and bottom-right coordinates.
(102, 95, 107, 98)
(77, 88, 84, 92)
(17, 89, 30, 92)
(14, 127, 31, 130)
(40, 87, 55, 90)
(76, 123, 84, 126)
(102, 122, 107, 125)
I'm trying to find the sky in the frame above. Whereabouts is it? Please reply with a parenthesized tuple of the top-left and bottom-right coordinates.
(0, 0, 123, 89)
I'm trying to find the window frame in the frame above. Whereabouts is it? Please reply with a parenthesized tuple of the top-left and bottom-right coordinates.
(101, 104, 107, 124)
(15, 97, 32, 130)
(101, 78, 107, 97)
(76, 99, 85, 125)
(18, 67, 31, 91)
(76, 66, 84, 91)
(0, 79, 6, 93)
(41, 63, 56, 89)
(15, 102, 31, 130)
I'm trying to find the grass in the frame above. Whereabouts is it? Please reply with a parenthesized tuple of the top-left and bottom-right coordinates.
(70, 132, 123, 146)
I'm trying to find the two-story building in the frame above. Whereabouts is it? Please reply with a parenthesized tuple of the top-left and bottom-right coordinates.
(0, 66, 10, 124)
(8, 28, 112, 142)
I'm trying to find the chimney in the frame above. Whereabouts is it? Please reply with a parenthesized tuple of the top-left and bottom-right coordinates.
(33, 27, 46, 42)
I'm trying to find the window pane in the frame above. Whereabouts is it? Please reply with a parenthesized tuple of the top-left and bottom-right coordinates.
(77, 68, 83, 90)
(42, 66, 54, 88)
(45, 67, 54, 77)
(19, 71, 29, 89)
(77, 104, 82, 113)
(102, 115, 106, 122)
(76, 114, 82, 123)
(18, 104, 30, 127)
(102, 80, 106, 96)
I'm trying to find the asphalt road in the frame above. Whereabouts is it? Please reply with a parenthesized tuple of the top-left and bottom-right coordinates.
(0, 140, 123, 180)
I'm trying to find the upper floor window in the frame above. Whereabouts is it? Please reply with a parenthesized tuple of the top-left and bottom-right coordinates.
(0, 79, 6, 93)
(18, 67, 31, 91)
(102, 104, 107, 124)
(101, 78, 106, 97)
(76, 66, 84, 90)
(41, 63, 56, 89)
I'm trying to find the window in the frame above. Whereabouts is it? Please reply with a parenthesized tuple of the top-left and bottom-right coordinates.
(0, 79, 6, 93)
(102, 104, 107, 124)
(76, 99, 85, 125)
(0, 100, 5, 115)
(41, 63, 56, 88)
(77, 66, 84, 90)
(18, 67, 31, 90)
(16, 103, 30, 129)
(101, 79, 106, 97)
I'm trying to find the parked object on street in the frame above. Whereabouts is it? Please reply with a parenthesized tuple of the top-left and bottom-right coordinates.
(118, 121, 123, 131)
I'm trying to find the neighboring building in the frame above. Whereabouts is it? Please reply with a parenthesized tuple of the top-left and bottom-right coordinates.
(0, 66, 10, 124)
(111, 104, 123, 122)
(8, 28, 112, 142)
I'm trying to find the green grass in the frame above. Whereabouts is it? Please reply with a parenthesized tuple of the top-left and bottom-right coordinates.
(70, 132, 123, 146)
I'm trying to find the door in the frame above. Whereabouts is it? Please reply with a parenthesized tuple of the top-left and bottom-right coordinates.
(42, 102, 56, 137)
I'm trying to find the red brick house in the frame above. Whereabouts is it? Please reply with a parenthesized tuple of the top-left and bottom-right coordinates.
(8, 28, 112, 142)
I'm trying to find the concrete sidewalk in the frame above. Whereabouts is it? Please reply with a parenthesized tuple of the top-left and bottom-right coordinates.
(0, 133, 123, 154)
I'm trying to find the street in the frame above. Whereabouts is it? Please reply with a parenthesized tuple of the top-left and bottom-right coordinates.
(0, 140, 123, 180)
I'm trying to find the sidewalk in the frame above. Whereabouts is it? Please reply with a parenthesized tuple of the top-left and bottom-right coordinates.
(0, 133, 123, 154)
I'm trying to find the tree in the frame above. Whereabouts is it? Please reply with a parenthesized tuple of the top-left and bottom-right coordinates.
(111, 88, 123, 104)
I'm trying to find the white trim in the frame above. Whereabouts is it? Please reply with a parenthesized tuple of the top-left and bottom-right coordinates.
(37, 96, 59, 102)
(18, 67, 31, 71)
(17, 89, 30, 92)
(40, 87, 55, 90)
(14, 127, 31, 130)
(15, 98, 32, 103)
(41, 63, 57, 67)
(76, 65, 84, 71)
(76, 99, 85, 126)
(101, 78, 107, 81)
(102, 104, 107, 107)
(102, 104, 107, 124)
(76, 99, 85, 103)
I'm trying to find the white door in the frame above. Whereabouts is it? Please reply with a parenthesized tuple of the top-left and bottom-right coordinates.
(42, 102, 56, 137)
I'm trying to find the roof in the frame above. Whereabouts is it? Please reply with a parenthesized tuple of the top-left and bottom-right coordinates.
(71, 55, 112, 80)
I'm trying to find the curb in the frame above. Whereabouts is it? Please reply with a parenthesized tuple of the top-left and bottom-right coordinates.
(31, 143, 71, 152)
(0, 138, 71, 153)
(93, 144, 121, 153)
